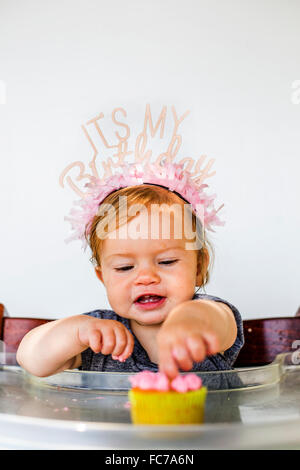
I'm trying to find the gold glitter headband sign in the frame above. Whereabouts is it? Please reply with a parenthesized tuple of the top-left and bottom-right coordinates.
(59, 104, 216, 198)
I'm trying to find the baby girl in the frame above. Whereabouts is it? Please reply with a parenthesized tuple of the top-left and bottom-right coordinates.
(17, 165, 244, 378)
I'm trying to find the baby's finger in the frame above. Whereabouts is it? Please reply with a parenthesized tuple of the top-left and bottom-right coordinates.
(158, 344, 179, 379)
(113, 328, 134, 362)
(172, 345, 194, 372)
(123, 328, 135, 358)
(111, 325, 128, 357)
(101, 328, 116, 355)
(88, 329, 102, 353)
(200, 331, 220, 355)
(185, 335, 206, 363)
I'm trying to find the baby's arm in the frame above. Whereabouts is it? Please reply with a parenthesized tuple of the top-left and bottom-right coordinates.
(16, 315, 134, 377)
(157, 299, 238, 378)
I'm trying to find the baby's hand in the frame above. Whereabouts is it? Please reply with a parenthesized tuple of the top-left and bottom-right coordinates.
(157, 301, 220, 379)
(78, 318, 134, 362)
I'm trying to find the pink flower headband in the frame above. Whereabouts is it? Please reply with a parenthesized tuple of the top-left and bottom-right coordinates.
(59, 105, 225, 249)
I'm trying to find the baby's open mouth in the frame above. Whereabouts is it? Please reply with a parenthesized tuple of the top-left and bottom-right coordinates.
(133, 294, 167, 312)
(134, 294, 166, 304)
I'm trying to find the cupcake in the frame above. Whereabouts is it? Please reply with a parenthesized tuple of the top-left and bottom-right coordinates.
(128, 371, 207, 425)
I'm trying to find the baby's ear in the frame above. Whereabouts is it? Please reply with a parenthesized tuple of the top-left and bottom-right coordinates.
(196, 248, 210, 286)
(95, 266, 104, 284)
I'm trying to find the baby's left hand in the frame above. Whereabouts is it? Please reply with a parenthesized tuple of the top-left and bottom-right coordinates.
(157, 300, 220, 379)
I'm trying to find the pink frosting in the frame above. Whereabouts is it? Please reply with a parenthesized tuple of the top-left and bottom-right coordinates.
(129, 371, 202, 393)
(170, 374, 202, 392)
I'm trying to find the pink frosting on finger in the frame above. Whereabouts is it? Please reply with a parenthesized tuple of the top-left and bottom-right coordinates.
(129, 371, 202, 393)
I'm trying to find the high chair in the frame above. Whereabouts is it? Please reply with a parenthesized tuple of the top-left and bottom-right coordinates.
(0, 303, 52, 353)
(234, 308, 300, 367)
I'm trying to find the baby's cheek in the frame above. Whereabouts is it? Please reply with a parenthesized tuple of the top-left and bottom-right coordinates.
(107, 292, 131, 317)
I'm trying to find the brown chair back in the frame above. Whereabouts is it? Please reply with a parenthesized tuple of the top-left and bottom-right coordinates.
(234, 316, 300, 367)
(0, 305, 52, 353)
(0, 303, 4, 341)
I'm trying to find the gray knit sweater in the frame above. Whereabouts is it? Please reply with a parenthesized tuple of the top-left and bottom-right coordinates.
(80, 293, 244, 372)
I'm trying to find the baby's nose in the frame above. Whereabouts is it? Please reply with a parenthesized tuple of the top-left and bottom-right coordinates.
(134, 266, 160, 284)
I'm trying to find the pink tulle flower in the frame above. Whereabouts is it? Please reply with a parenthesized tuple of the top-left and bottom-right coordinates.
(63, 161, 224, 248)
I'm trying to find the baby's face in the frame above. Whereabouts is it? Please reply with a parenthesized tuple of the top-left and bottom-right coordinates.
(96, 205, 201, 326)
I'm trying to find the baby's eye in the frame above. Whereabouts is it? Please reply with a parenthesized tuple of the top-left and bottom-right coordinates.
(114, 260, 178, 272)
(159, 259, 178, 265)
(114, 266, 133, 272)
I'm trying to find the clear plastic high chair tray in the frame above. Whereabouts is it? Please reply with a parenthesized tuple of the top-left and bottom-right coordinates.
(0, 353, 300, 449)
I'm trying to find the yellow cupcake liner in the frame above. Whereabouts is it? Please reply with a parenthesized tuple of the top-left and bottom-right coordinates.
(128, 387, 207, 425)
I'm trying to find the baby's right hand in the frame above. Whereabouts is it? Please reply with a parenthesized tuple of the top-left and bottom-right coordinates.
(78, 318, 134, 362)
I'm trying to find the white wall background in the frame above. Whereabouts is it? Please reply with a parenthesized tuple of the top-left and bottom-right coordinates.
(0, 0, 299, 320)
